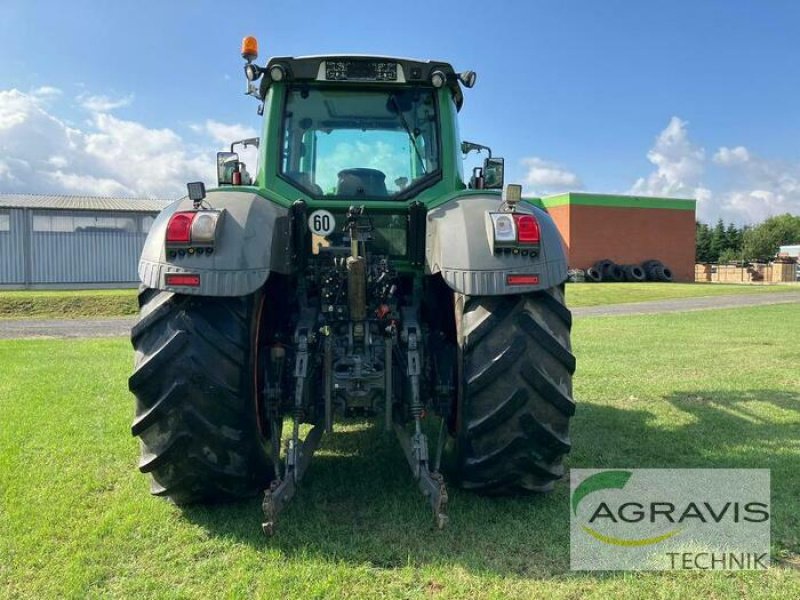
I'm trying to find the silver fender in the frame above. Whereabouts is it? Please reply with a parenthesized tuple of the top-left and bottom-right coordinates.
(138, 190, 290, 296)
(425, 195, 567, 294)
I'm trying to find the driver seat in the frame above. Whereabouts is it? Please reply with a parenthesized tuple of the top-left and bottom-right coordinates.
(337, 168, 388, 197)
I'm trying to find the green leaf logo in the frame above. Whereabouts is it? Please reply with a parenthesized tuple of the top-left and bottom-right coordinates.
(572, 470, 632, 516)
(572, 470, 682, 546)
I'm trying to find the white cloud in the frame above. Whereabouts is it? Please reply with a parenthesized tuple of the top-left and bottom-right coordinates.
(0, 88, 244, 198)
(713, 145, 750, 166)
(520, 156, 582, 194)
(31, 86, 62, 99)
(189, 119, 260, 177)
(711, 146, 800, 223)
(630, 116, 705, 199)
(49, 170, 134, 197)
(47, 155, 69, 168)
(192, 119, 258, 146)
(78, 93, 134, 112)
(0, 160, 13, 181)
(629, 117, 800, 223)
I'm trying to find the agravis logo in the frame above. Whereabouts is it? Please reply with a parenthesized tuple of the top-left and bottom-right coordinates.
(572, 470, 682, 547)
(570, 469, 771, 571)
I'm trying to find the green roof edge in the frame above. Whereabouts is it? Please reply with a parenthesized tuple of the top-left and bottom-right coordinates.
(527, 192, 696, 211)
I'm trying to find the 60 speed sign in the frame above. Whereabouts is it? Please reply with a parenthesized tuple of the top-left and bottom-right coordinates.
(308, 209, 335, 236)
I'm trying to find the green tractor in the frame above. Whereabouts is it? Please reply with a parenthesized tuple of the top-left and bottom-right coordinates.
(129, 37, 575, 533)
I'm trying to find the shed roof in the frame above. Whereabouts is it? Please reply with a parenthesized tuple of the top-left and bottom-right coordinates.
(0, 194, 173, 212)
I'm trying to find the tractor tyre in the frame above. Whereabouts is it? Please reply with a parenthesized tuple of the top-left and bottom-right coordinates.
(642, 259, 664, 280)
(593, 259, 614, 274)
(607, 264, 626, 282)
(624, 265, 646, 282)
(445, 285, 576, 494)
(585, 267, 603, 283)
(128, 288, 275, 505)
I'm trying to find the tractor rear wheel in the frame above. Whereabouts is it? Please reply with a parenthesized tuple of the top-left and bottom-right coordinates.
(445, 286, 576, 493)
(128, 288, 275, 505)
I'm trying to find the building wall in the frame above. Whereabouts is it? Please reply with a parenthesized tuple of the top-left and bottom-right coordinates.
(31, 231, 145, 283)
(0, 209, 26, 284)
(545, 205, 570, 252)
(569, 205, 696, 281)
(540, 194, 697, 282)
(0, 207, 156, 288)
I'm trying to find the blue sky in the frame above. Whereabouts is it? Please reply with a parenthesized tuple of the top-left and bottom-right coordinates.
(1, 0, 798, 223)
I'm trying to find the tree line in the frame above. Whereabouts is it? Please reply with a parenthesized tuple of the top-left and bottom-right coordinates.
(696, 214, 800, 263)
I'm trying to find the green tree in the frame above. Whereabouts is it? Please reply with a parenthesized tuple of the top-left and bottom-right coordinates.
(695, 221, 712, 263)
(709, 219, 726, 262)
(718, 248, 741, 264)
(724, 222, 743, 254)
(741, 214, 800, 261)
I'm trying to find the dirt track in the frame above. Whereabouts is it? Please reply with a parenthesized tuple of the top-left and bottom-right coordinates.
(0, 291, 798, 339)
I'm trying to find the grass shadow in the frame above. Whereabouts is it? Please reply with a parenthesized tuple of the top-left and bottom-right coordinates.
(572, 388, 800, 557)
(182, 419, 571, 577)
(181, 387, 800, 577)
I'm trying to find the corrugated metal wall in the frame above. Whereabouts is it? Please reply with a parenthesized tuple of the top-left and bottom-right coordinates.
(0, 209, 26, 284)
(31, 230, 145, 283)
(0, 208, 154, 287)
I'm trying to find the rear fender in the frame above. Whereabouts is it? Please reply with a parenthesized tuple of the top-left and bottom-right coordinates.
(425, 194, 567, 294)
(138, 190, 291, 296)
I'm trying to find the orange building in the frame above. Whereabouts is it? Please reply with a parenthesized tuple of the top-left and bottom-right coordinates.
(532, 193, 697, 282)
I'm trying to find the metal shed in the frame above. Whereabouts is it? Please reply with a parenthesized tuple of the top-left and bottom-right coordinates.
(0, 194, 171, 289)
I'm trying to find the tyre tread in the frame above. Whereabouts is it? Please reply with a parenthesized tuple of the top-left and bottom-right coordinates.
(129, 288, 273, 504)
(449, 288, 575, 494)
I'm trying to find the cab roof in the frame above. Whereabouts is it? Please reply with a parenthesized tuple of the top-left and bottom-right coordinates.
(260, 55, 465, 110)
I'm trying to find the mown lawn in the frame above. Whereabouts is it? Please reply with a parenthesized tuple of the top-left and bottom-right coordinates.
(1, 305, 799, 598)
(0, 289, 138, 319)
(566, 281, 798, 308)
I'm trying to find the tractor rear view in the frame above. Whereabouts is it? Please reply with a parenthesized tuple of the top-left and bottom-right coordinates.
(129, 37, 575, 533)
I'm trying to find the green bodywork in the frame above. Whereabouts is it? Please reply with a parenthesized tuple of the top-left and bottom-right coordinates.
(217, 85, 469, 212)
(138, 55, 569, 295)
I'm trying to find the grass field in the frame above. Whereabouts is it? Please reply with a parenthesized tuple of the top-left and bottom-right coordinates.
(1, 304, 798, 598)
(0, 282, 796, 319)
(0, 289, 138, 319)
(565, 281, 798, 307)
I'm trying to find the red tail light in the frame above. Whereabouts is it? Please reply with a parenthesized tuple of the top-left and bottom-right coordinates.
(166, 212, 196, 243)
(507, 274, 539, 286)
(513, 214, 540, 244)
(165, 273, 201, 287)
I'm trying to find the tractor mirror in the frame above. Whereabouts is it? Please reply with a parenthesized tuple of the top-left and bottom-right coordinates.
(217, 152, 240, 186)
(483, 157, 505, 189)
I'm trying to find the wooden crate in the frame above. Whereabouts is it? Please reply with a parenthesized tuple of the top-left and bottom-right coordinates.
(770, 262, 796, 282)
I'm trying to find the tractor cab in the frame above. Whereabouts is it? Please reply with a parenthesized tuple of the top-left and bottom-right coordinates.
(217, 38, 504, 202)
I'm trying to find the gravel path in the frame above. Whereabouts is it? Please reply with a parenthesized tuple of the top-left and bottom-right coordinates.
(0, 317, 135, 339)
(0, 291, 798, 339)
(572, 290, 800, 317)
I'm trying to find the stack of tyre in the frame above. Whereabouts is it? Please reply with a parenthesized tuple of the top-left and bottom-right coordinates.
(585, 259, 673, 283)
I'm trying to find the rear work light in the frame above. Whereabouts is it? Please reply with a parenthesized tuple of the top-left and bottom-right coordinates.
(487, 211, 541, 252)
(490, 213, 516, 242)
(165, 210, 224, 247)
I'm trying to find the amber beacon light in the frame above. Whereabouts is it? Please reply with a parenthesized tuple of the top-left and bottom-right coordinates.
(241, 36, 259, 62)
